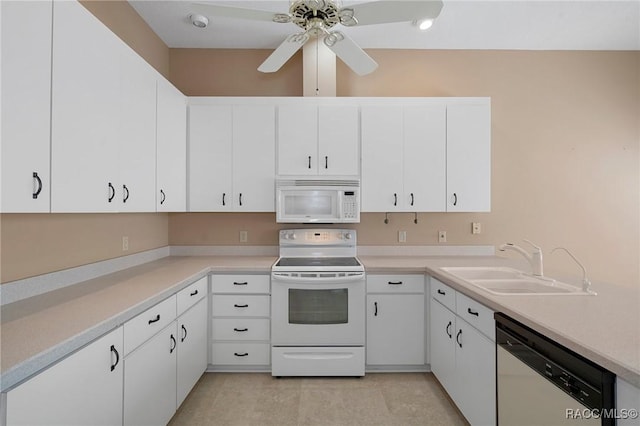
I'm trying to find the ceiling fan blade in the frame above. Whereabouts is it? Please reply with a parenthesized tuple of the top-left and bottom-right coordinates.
(258, 34, 309, 73)
(346, 0, 444, 26)
(324, 32, 378, 76)
(192, 2, 282, 23)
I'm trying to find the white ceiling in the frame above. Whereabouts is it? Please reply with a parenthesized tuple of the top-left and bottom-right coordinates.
(129, 0, 640, 51)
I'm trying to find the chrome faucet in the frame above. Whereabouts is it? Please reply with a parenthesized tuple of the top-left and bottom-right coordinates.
(551, 247, 592, 293)
(499, 240, 544, 277)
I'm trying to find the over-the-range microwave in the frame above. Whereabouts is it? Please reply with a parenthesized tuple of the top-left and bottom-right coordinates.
(275, 177, 360, 223)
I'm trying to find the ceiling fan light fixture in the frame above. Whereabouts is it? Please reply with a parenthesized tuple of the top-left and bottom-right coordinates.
(414, 18, 434, 31)
(189, 14, 209, 29)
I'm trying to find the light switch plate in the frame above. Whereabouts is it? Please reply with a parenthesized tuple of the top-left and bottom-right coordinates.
(239, 231, 248, 243)
(398, 231, 407, 243)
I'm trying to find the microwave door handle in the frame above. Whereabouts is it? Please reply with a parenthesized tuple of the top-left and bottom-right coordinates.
(271, 273, 364, 283)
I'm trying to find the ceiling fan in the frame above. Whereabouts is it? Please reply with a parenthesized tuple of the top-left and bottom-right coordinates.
(193, 0, 444, 76)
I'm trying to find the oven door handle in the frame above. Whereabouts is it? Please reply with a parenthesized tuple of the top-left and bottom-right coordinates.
(271, 273, 365, 283)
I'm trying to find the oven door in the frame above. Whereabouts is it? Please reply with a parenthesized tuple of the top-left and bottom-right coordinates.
(271, 272, 365, 346)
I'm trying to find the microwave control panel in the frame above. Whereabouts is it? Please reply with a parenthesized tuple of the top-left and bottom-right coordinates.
(342, 191, 358, 219)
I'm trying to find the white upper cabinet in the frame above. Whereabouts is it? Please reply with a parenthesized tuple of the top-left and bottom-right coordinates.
(1, 0, 52, 213)
(157, 77, 187, 212)
(277, 103, 359, 176)
(188, 102, 275, 212)
(446, 102, 491, 212)
(361, 103, 446, 212)
(50, 0, 157, 213)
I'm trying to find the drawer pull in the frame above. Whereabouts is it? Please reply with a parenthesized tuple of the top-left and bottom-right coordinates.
(388, 281, 403, 285)
(446, 321, 452, 338)
(170, 334, 177, 354)
(234, 352, 249, 357)
(181, 324, 188, 342)
(374, 301, 378, 316)
(437, 289, 446, 295)
(148, 314, 160, 325)
(190, 289, 199, 296)
(234, 328, 248, 332)
(234, 304, 249, 308)
(467, 308, 479, 317)
(456, 329, 462, 348)
(110, 345, 120, 372)
(233, 281, 248, 286)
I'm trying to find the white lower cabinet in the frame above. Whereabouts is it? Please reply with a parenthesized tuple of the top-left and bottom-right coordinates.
(365, 275, 426, 368)
(429, 277, 496, 426)
(616, 377, 640, 426)
(210, 274, 271, 368)
(176, 297, 208, 406)
(5, 327, 124, 426)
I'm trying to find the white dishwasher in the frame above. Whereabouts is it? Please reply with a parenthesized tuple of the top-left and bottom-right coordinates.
(495, 313, 616, 426)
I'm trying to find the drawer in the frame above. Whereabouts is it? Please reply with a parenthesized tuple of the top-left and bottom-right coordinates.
(211, 274, 270, 294)
(456, 292, 495, 341)
(367, 275, 424, 293)
(177, 276, 207, 316)
(124, 295, 176, 356)
(212, 318, 270, 341)
(212, 295, 270, 317)
(211, 342, 270, 365)
(430, 277, 456, 312)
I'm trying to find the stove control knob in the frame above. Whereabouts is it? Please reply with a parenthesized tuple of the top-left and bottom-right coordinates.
(290, 233, 297, 240)
(344, 232, 352, 240)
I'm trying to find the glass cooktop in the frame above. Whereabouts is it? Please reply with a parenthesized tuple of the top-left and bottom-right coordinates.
(275, 257, 361, 268)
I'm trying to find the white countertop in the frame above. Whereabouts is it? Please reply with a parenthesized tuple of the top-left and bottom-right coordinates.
(1, 254, 638, 392)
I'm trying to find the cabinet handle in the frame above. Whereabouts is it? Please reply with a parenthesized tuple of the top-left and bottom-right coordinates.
(308, 156, 312, 169)
(234, 352, 249, 357)
(222, 192, 226, 206)
(446, 321, 452, 338)
(233, 282, 248, 286)
(190, 289, 199, 296)
(467, 308, 479, 317)
(32, 172, 43, 199)
(234, 304, 249, 308)
(410, 193, 414, 206)
(108, 182, 115, 203)
(437, 289, 446, 295)
(239, 193, 243, 207)
(123, 184, 129, 203)
(160, 189, 166, 205)
(181, 324, 187, 342)
(393, 193, 397, 206)
(234, 327, 248, 332)
(148, 314, 160, 324)
(325, 156, 328, 169)
(452, 192, 458, 206)
(110, 345, 120, 372)
(456, 329, 462, 348)
(387, 281, 403, 285)
(374, 301, 378, 316)
(170, 334, 177, 354)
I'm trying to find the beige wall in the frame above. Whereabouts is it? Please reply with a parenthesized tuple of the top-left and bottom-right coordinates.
(169, 49, 640, 288)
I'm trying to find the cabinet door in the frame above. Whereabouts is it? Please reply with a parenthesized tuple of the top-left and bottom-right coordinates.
(361, 105, 403, 212)
(188, 105, 233, 211)
(318, 105, 359, 176)
(404, 106, 446, 211)
(117, 44, 157, 212)
(430, 299, 457, 398)
(157, 78, 187, 212)
(1, 0, 52, 212)
(124, 322, 178, 426)
(233, 105, 276, 211)
(6, 327, 124, 426)
(277, 104, 318, 175)
(51, 0, 120, 212)
(366, 294, 425, 365)
(446, 103, 491, 212)
(455, 318, 496, 426)
(177, 298, 208, 406)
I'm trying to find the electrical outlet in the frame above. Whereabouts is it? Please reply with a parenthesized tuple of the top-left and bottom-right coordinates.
(472, 222, 482, 234)
(122, 236, 129, 251)
(239, 230, 248, 243)
(398, 231, 407, 243)
(438, 231, 447, 243)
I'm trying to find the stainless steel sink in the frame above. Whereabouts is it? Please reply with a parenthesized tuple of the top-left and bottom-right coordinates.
(439, 267, 596, 296)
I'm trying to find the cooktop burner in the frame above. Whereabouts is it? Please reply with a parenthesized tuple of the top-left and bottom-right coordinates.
(275, 257, 361, 268)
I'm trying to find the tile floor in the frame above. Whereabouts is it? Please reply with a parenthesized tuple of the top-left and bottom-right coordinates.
(169, 372, 468, 426)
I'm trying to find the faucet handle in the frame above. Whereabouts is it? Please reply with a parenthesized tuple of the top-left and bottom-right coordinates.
(522, 239, 542, 252)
